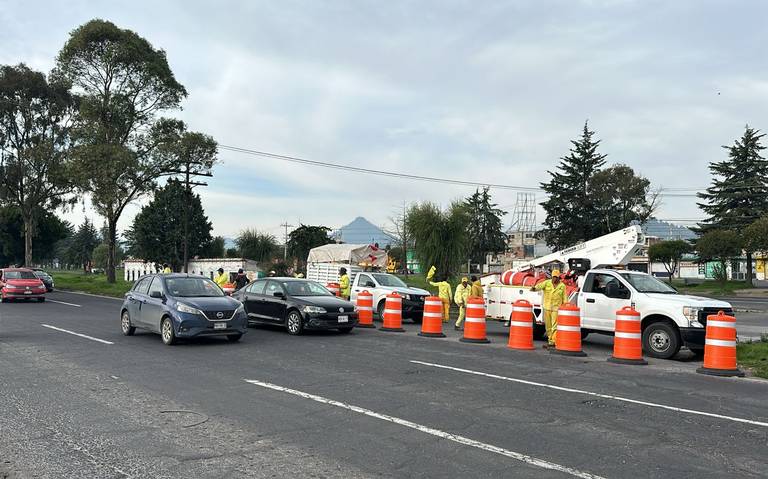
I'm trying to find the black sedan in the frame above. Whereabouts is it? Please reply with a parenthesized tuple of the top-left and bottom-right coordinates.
(233, 278, 358, 335)
(31, 268, 54, 292)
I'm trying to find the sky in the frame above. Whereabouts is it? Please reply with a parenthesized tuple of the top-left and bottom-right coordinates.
(2, 0, 767, 241)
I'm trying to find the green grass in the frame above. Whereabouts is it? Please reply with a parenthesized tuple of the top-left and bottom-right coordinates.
(737, 335, 768, 379)
(671, 279, 752, 296)
(51, 270, 132, 298)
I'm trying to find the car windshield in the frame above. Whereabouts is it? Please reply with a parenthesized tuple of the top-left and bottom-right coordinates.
(282, 280, 333, 296)
(372, 274, 407, 288)
(4, 271, 37, 280)
(619, 273, 677, 294)
(165, 277, 224, 297)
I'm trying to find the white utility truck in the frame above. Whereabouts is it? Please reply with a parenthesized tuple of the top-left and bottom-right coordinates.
(349, 272, 430, 323)
(483, 226, 733, 359)
(306, 243, 386, 284)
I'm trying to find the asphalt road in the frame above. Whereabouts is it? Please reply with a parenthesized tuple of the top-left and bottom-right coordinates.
(1, 291, 767, 479)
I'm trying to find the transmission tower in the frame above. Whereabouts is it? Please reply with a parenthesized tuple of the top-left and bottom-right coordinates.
(508, 193, 537, 258)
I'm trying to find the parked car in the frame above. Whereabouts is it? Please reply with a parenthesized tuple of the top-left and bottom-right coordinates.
(31, 268, 54, 292)
(120, 273, 248, 345)
(349, 272, 429, 322)
(233, 278, 358, 335)
(0, 268, 47, 302)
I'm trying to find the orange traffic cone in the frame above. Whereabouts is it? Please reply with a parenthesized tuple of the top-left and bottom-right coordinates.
(697, 311, 744, 377)
(326, 283, 341, 297)
(550, 303, 586, 357)
(608, 306, 647, 365)
(380, 292, 405, 332)
(419, 296, 446, 338)
(460, 297, 490, 344)
(356, 290, 375, 328)
(507, 299, 535, 350)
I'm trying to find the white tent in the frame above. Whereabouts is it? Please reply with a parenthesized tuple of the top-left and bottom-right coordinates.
(307, 244, 387, 268)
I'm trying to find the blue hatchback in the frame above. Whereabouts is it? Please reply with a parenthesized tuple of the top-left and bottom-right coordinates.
(120, 274, 248, 345)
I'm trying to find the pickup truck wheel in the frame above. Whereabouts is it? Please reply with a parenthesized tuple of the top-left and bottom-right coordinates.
(376, 300, 386, 320)
(642, 322, 680, 359)
(411, 313, 422, 324)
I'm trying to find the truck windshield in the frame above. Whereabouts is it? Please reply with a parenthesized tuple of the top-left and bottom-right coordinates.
(372, 274, 408, 288)
(619, 273, 677, 294)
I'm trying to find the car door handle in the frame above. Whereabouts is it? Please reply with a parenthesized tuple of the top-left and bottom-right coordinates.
(586, 298, 595, 303)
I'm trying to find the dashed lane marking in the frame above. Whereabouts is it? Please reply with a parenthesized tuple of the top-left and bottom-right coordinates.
(41, 324, 114, 345)
(410, 360, 768, 428)
(47, 300, 82, 307)
(244, 378, 606, 479)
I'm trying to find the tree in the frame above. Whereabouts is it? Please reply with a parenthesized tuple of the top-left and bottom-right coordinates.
(0, 64, 77, 266)
(236, 229, 278, 263)
(54, 19, 188, 283)
(648, 240, 692, 282)
(406, 201, 469, 277)
(67, 218, 100, 271)
(0, 206, 70, 266)
(124, 180, 213, 271)
(204, 236, 226, 258)
(464, 187, 507, 270)
(92, 242, 124, 270)
(386, 204, 411, 275)
(588, 165, 658, 235)
(287, 225, 332, 269)
(697, 126, 768, 285)
(743, 216, 768, 258)
(696, 230, 742, 288)
(540, 122, 608, 250)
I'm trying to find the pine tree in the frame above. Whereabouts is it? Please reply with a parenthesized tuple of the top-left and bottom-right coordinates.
(540, 121, 607, 250)
(697, 126, 768, 285)
(67, 218, 100, 271)
(464, 187, 507, 269)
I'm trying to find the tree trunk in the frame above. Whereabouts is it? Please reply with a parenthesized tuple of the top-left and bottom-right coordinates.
(745, 251, 754, 286)
(23, 214, 33, 267)
(107, 219, 117, 284)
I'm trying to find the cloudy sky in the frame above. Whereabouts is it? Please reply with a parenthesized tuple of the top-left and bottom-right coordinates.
(2, 0, 766, 240)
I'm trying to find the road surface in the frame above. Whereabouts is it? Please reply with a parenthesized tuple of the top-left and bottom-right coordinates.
(1, 291, 767, 478)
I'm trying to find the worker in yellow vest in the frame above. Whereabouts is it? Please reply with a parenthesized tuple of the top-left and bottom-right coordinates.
(532, 269, 568, 349)
(214, 268, 229, 288)
(469, 275, 483, 298)
(339, 267, 351, 300)
(428, 272, 452, 323)
(453, 277, 471, 331)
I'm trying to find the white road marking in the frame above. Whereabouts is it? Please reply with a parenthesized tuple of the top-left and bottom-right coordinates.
(55, 290, 123, 301)
(41, 324, 114, 345)
(411, 360, 768, 428)
(244, 379, 605, 479)
(47, 299, 82, 307)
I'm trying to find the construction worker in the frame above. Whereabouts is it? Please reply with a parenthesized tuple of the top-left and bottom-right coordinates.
(531, 269, 568, 349)
(469, 275, 483, 298)
(339, 267, 351, 300)
(454, 277, 471, 330)
(162, 263, 171, 274)
(214, 267, 229, 288)
(428, 274, 452, 323)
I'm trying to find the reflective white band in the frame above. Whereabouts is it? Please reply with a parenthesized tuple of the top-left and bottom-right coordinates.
(509, 320, 533, 328)
(464, 318, 485, 323)
(615, 332, 641, 339)
(466, 304, 485, 310)
(384, 309, 401, 315)
(357, 306, 373, 311)
(557, 310, 580, 317)
(425, 301, 442, 307)
(616, 315, 641, 322)
(423, 312, 443, 318)
(707, 320, 736, 329)
(557, 325, 581, 332)
(706, 338, 736, 347)
(387, 298, 402, 303)
(513, 307, 532, 312)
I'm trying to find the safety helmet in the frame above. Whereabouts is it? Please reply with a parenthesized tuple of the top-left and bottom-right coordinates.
(551, 270, 561, 277)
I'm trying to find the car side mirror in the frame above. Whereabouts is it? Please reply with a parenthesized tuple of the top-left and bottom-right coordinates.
(149, 291, 163, 299)
(273, 291, 285, 298)
(365, 281, 375, 288)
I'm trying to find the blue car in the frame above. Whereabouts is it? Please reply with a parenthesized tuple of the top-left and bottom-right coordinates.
(120, 273, 248, 345)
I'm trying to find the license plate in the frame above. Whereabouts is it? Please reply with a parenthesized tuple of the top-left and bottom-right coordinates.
(338, 315, 348, 323)
(214, 322, 227, 329)
(24, 290, 32, 295)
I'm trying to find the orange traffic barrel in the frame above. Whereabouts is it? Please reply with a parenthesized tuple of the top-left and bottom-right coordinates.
(380, 292, 405, 332)
(460, 297, 490, 344)
(326, 283, 341, 297)
(550, 303, 586, 357)
(356, 290, 375, 328)
(608, 306, 647, 365)
(222, 282, 236, 295)
(697, 311, 744, 377)
(419, 296, 446, 337)
(508, 299, 535, 350)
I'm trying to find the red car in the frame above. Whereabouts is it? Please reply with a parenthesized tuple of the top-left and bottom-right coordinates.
(0, 268, 47, 302)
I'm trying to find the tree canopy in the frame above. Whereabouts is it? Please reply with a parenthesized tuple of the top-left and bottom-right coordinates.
(236, 229, 278, 264)
(406, 201, 469, 278)
(648, 240, 692, 282)
(588, 164, 657, 234)
(0, 206, 70, 266)
(287, 225, 332, 269)
(464, 187, 507, 268)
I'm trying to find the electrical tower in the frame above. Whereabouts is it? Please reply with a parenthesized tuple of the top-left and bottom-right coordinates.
(508, 193, 536, 258)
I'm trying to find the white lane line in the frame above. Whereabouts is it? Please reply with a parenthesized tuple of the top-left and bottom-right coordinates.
(47, 299, 82, 307)
(55, 290, 123, 301)
(41, 324, 113, 345)
(245, 379, 605, 479)
(411, 360, 768, 428)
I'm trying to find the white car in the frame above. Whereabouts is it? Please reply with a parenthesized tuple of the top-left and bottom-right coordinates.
(350, 272, 430, 323)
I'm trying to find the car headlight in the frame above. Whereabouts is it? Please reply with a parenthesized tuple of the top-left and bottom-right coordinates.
(176, 303, 202, 315)
(303, 306, 327, 314)
(682, 306, 703, 327)
(403, 294, 411, 300)
(235, 303, 245, 314)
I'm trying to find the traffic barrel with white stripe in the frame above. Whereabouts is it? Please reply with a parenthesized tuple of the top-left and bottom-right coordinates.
(697, 311, 744, 377)
(507, 299, 534, 350)
(380, 292, 405, 332)
(550, 303, 586, 357)
(326, 283, 341, 297)
(418, 296, 446, 338)
(608, 306, 647, 365)
(460, 297, 490, 344)
(356, 290, 375, 328)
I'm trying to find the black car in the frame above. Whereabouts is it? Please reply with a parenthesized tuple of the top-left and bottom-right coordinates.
(233, 278, 358, 335)
(31, 268, 54, 292)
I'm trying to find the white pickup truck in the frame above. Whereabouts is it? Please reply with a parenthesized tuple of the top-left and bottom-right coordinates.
(575, 269, 733, 359)
(349, 272, 430, 323)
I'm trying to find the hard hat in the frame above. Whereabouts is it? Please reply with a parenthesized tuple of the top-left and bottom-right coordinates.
(461, 277, 468, 282)
(551, 270, 561, 277)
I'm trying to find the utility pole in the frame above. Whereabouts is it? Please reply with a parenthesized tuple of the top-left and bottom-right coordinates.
(169, 163, 212, 273)
(402, 201, 408, 275)
(281, 222, 293, 260)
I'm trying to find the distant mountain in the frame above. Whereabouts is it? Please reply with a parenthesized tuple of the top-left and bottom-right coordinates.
(223, 237, 237, 249)
(640, 219, 696, 241)
(333, 217, 396, 247)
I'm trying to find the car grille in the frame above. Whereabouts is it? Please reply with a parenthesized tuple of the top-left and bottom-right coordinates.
(202, 310, 236, 321)
(698, 308, 734, 325)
